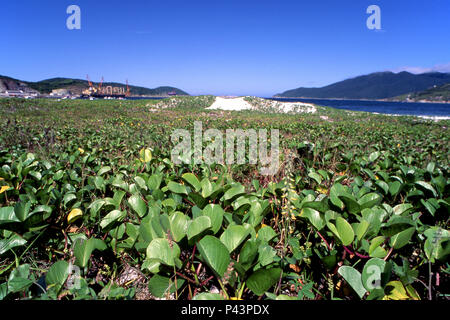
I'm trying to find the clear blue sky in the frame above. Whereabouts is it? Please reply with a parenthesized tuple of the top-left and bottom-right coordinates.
(1, 0, 449, 96)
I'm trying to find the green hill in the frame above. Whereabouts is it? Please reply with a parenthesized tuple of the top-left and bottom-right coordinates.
(392, 83, 450, 103)
(275, 71, 450, 99)
(0, 75, 189, 96)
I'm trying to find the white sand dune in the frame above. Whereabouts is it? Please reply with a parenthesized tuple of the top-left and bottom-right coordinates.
(207, 97, 254, 111)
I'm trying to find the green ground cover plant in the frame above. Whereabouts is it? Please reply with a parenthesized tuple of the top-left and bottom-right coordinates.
(0, 97, 448, 300)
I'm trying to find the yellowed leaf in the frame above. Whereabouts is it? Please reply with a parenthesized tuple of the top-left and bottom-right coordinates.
(67, 208, 83, 224)
(139, 148, 152, 163)
(317, 187, 328, 194)
(0, 185, 10, 194)
(383, 281, 410, 300)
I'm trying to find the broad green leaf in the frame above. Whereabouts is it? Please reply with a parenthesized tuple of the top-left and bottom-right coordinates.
(100, 210, 126, 230)
(112, 177, 129, 192)
(375, 181, 389, 195)
(382, 217, 414, 238)
(128, 195, 147, 217)
(29, 205, 52, 219)
(355, 220, 370, 241)
(369, 151, 380, 162)
(182, 173, 201, 192)
(74, 238, 107, 268)
(220, 225, 249, 253)
(63, 193, 77, 208)
(358, 193, 382, 210)
(7, 264, 32, 293)
(201, 204, 224, 234)
(97, 166, 111, 176)
(187, 216, 211, 240)
(390, 227, 415, 249)
(28, 171, 41, 180)
(246, 268, 282, 296)
(361, 207, 384, 235)
(336, 217, 354, 246)
(0, 282, 7, 300)
(257, 225, 277, 243)
(169, 211, 188, 242)
(197, 235, 230, 277)
(338, 266, 367, 299)
(141, 259, 161, 274)
(393, 203, 414, 216)
(426, 162, 435, 173)
(239, 240, 258, 270)
(146, 238, 180, 267)
(139, 216, 155, 244)
(257, 244, 276, 266)
(388, 181, 402, 197)
(420, 199, 438, 216)
(201, 179, 214, 198)
(88, 199, 105, 218)
(370, 246, 388, 259)
(414, 181, 437, 197)
(125, 223, 139, 240)
(327, 221, 340, 239)
(167, 181, 188, 195)
(340, 195, 361, 215)
(134, 176, 147, 190)
(0, 234, 27, 255)
(369, 236, 387, 258)
(148, 274, 184, 298)
(434, 240, 450, 261)
(223, 184, 245, 201)
(308, 172, 322, 184)
(329, 184, 345, 209)
(299, 207, 325, 230)
(0, 207, 20, 225)
(423, 227, 450, 262)
(45, 260, 70, 292)
(232, 196, 251, 211)
(14, 201, 31, 222)
(147, 174, 162, 191)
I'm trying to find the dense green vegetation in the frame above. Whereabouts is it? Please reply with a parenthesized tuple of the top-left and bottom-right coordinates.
(394, 83, 450, 103)
(0, 97, 448, 300)
(275, 71, 450, 99)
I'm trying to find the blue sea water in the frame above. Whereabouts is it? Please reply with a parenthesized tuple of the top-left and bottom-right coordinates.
(268, 98, 450, 118)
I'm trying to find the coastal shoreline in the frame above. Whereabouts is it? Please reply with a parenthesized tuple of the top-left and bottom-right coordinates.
(272, 96, 450, 104)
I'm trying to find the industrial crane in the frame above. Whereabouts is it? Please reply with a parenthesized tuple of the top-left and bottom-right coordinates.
(99, 76, 104, 93)
(126, 79, 130, 97)
(83, 75, 130, 98)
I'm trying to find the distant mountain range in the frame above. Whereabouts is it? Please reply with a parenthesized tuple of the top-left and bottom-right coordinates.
(275, 71, 450, 100)
(0, 75, 189, 96)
